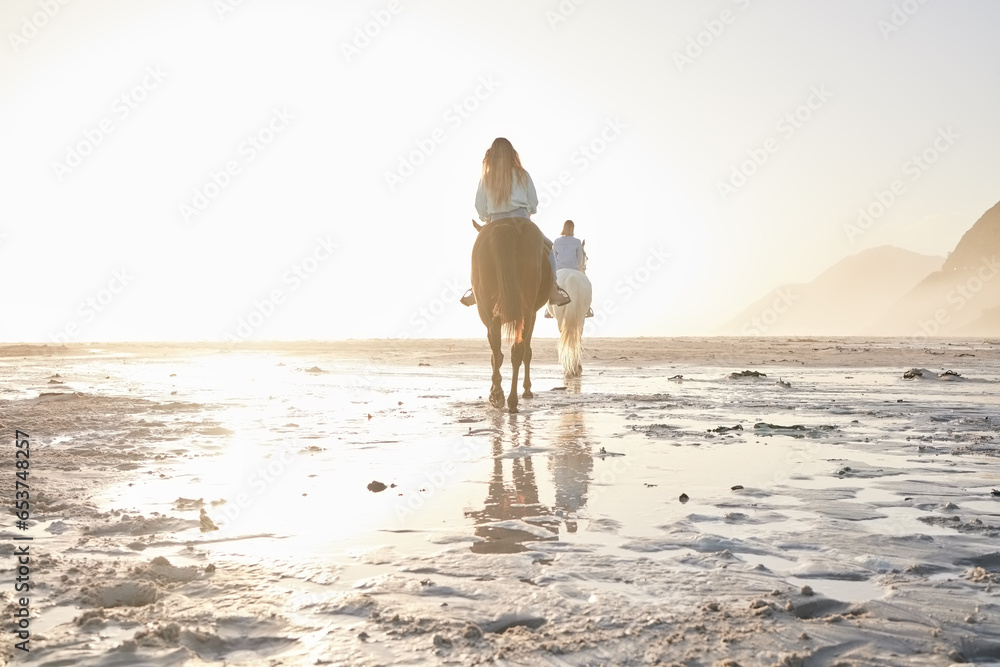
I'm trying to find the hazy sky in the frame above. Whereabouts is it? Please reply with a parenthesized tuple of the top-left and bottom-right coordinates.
(2, 0, 998, 342)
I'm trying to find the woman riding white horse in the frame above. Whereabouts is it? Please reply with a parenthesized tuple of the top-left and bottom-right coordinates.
(546, 220, 594, 377)
(548, 220, 593, 319)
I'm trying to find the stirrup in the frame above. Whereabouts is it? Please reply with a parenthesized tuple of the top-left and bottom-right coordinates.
(549, 287, 570, 307)
(586, 308, 594, 318)
(460, 289, 476, 307)
(544, 310, 554, 318)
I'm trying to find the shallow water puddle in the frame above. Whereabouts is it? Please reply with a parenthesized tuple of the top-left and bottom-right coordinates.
(90, 356, 997, 571)
(787, 576, 884, 603)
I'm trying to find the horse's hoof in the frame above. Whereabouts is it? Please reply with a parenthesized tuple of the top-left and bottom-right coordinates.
(522, 390, 534, 399)
(508, 405, 519, 414)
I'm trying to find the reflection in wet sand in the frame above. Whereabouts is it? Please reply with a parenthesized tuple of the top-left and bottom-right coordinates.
(549, 410, 594, 530)
(465, 407, 596, 551)
(465, 414, 553, 553)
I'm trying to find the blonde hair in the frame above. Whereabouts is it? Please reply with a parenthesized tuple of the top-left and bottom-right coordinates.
(482, 138, 527, 210)
(561, 220, 575, 236)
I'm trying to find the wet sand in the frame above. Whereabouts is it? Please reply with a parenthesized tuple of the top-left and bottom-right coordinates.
(1, 337, 999, 666)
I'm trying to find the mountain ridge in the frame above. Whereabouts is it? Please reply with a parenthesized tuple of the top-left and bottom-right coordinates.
(717, 245, 944, 336)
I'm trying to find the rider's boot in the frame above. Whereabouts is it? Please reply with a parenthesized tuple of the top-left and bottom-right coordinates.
(548, 283, 570, 307)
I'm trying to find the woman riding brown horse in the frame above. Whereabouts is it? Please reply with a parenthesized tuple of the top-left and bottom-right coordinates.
(470, 216, 550, 412)
(461, 138, 570, 309)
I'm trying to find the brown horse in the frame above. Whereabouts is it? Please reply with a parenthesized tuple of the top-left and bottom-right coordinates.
(470, 217, 550, 413)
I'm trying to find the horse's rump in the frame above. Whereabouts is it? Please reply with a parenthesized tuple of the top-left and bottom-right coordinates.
(490, 222, 525, 341)
(471, 218, 548, 344)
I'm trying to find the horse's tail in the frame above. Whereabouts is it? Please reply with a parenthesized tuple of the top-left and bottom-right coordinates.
(491, 224, 527, 343)
(556, 270, 592, 378)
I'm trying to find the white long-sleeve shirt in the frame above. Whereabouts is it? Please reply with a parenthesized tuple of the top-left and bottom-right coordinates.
(475, 170, 539, 222)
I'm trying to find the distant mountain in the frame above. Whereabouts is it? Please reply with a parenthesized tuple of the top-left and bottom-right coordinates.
(718, 246, 944, 336)
(959, 306, 1000, 336)
(943, 200, 1000, 271)
(719, 201, 1000, 337)
(874, 201, 1000, 336)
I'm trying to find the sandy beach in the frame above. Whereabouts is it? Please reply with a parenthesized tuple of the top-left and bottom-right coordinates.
(1, 337, 999, 666)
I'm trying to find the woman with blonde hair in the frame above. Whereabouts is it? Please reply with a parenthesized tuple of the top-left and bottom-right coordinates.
(552, 219, 585, 271)
(549, 219, 594, 318)
(460, 138, 571, 308)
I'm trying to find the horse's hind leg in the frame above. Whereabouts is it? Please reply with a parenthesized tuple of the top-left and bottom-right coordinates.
(521, 312, 536, 399)
(487, 320, 505, 409)
(508, 337, 524, 413)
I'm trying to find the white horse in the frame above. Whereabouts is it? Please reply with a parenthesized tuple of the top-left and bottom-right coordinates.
(546, 242, 592, 378)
